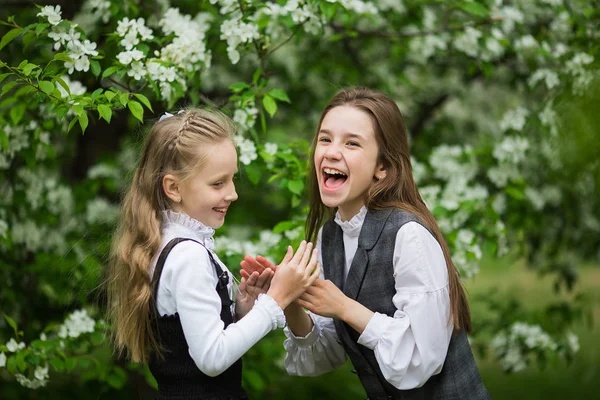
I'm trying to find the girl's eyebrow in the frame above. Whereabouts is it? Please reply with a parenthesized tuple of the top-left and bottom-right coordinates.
(319, 128, 364, 140)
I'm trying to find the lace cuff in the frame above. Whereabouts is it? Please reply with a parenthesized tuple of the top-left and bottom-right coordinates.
(256, 293, 286, 329)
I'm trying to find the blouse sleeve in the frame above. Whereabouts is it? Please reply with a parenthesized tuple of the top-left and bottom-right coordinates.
(283, 228, 347, 376)
(356, 221, 454, 390)
(162, 241, 284, 377)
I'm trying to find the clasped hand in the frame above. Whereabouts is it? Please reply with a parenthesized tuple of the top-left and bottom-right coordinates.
(240, 246, 348, 320)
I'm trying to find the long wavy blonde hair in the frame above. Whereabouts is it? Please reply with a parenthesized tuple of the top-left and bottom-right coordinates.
(107, 108, 236, 363)
(306, 87, 472, 333)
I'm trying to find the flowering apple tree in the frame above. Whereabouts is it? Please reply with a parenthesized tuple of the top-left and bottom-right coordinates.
(0, 0, 598, 397)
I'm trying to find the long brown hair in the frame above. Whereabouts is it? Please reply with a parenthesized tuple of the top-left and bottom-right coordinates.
(107, 108, 236, 363)
(306, 87, 472, 333)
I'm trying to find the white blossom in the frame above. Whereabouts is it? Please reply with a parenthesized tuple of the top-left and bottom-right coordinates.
(493, 136, 529, 164)
(453, 27, 481, 58)
(37, 5, 62, 25)
(58, 309, 96, 339)
(0, 352, 6, 367)
(234, 135, 258, 165)
(34, 365, 49, 381)
(528, 69, 560, 89)
(493, 6, 524, 33)
(499, 107, 530, 132)
(86, 198, 120, 224)
(55, 75, 87, 98)
(0, 220, 7, 239)
(6, 338, 25, 352)
(566, 331, 580, 353)
(264, 142, 278, 156)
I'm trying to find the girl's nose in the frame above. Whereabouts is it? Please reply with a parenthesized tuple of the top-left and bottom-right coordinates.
(225, 184, 238, 202)
(323, 143, 342, 160)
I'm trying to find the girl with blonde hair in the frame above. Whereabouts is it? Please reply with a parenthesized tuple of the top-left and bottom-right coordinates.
(107, 108, 320, 399)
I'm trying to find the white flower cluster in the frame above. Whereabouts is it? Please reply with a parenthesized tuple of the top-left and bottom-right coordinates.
(86, 0, 111, 24)
(524, 186, 562, 211)
(451, 229, 482, 279)
(116, 17, 154, 50)
(490, 322, 561, 372)
(480, 29, 505, 61)
(0, 219, 8, 239)
(528, 69, 560, 90)
(6, 338, 26, 352)
(565, 52, 595, 96)
(429, 145, 477, 184)
(15, 365, 49, 389)
(327, 0, 379, 15)
(220, 17, 260, 64)
(37, 5, 62, 25)
(514, 34, 539, 53)
(453, 27, 482, 58)
(0, 125, 29, 169)
(492, 6, 524, 34)
(499, 106, 529, 133)
(492, 136, 530, 164)
(376, 0, 405, 13)
(214, 229, 283, 258)
(259, 0, 323, 36)
(487, 135, 529, 188)
(58, 309, 96, 339)
(86, 198, 120, 224)
(410, 34, 448, 63)
(264, 142, 278, 156)
(41, 5, 99, 74)
(233, 101, 259, 132)
(234, 135, 258, 165)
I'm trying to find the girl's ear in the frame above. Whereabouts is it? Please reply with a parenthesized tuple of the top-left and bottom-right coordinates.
(162, 174, 182, 203)
(375, 163, 387, 181)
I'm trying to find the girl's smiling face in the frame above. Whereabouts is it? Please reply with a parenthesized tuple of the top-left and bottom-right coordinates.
(314, 106, 386, 221)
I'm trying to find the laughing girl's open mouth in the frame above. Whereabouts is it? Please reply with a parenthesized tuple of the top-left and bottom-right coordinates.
(323, 167, 347, 189)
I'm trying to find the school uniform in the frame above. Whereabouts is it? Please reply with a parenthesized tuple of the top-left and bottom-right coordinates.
(284, 207, 490, 399)
(149, 211, 285, 399)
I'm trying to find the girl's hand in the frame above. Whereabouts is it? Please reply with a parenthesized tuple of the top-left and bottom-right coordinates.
(235, 268, 275, 319)
(266, 241, 321, 309)
(296, 279, 349, 320)
(240, 255, 277, 279)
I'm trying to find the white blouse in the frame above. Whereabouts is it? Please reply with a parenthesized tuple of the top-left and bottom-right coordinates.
(151, 210, 285, 377)
(284, 206, 453, 390)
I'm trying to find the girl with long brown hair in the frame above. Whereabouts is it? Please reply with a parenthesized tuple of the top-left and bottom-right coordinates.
(107, 108, 320, 399)
(242, 88, 489, 399)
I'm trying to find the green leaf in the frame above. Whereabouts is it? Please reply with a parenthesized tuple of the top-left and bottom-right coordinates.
(119, 93, 129, 107)
(459, 2, 489, 17)
(90, 60, 101, 77)
(72, 104, 84, 116)
(230, 82, 250, 93)
(79, 111, 89, 134)
(0, 28, 23, 51)
(67, 116, 78, 133)
(50, 357, 65, 372)
(245, 163, 261, 185)
(35, 23, 49, 36)
(55, 104, 70, 119)
(98, 104, 112, 123)
(16, 351, 27, 372)
(7, 355, 17, 374)
(65, 358, 77, 372)
(21, 63, 37, 76)
(268, 88, 291, 103)
(0, 73, 12, 84)
(91, 88, 104, 100)
(102, 66, 120, 80)
(10, 103, 25, 125)
(54, 76, 70, 97)
(319, 2, 338, 21)
(262, 95, 277, 117)
(105, 90, 116, 102)
(1, 81, 18, 97)
(128, 100, 144, 122)
(0, 130, 9, 150)
(287, 179, 304, 195)
(53, 52, 72, 62)
(291, 195, 301, 208)
(273, 220, 297, 234)
(134, 93, 153, 111)
(39, 80, 54, 95)
(4, 314, 18, 332)
(252, 68, 262, 84)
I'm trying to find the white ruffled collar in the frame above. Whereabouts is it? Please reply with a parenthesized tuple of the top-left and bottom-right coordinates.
(334, 206, 367, 238)
(161, 210, 215, 250)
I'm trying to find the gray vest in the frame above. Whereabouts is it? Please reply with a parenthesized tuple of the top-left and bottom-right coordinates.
(321, 209, 490, 400)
